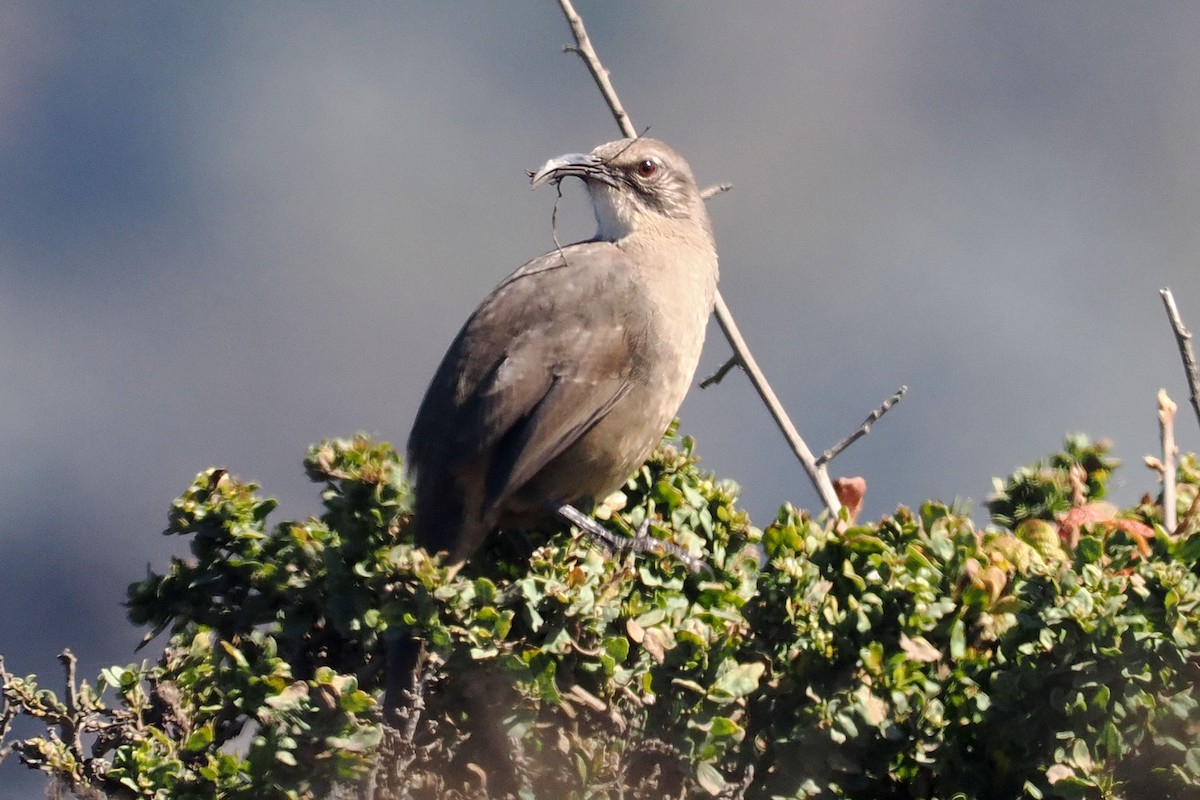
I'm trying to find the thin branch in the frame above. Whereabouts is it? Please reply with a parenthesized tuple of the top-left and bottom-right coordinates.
(552, 502, 707, 573)
(382, 645, 441, 792)
(401, 652, 438, 746)
(699, 355, 740, 389)
(56, 650, 84, 762)
(554, 0, 843, 514)
(557, 0, 636, 139)
(0, 657, 14, 767)
(1160, 288, 1200, 432)
(816, 386, 908, 468)
(701, 182, 733, 199)
(1159, 389, 1178, 533)
(711, 294, 842, 511)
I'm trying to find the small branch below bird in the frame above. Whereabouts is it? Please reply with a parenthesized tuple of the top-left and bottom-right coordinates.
(550, 502, 708, 574)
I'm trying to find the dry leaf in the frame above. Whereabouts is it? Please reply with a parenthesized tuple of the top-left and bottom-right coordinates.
(899, 633, 942, 663)
(834, 476, 867, 522)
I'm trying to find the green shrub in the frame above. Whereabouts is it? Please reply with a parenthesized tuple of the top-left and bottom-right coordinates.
(3, 433, 1199, 799)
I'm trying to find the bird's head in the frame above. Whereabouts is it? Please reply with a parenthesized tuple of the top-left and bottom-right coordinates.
(530, 137, 711, 244)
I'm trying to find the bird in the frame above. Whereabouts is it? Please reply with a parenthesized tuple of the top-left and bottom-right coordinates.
(406, 136, 719, 565)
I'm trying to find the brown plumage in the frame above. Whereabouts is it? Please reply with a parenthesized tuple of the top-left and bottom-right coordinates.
(407, 137, 719, 564)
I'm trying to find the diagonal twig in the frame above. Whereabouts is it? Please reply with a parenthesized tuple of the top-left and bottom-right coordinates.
(558, 0, 636, 139)
(701, 183, 733, 200)
(555, 0, 842, 514)
(817, 386, 907, 468)
(1160, 288, 1200, 433)
(709, 293, 841, 510)
(700, 355, 740, 389)
(552, 502, 707, 574)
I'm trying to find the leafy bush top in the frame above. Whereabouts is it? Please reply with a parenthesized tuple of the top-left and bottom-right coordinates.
(3, 433, 1200, 799)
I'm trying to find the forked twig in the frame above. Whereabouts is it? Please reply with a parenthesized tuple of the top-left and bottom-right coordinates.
(56, 650, 84, 763)
(555, 0, 845, 513)
(557, 0, 636, 139)
(1160, 288, 1200, 432)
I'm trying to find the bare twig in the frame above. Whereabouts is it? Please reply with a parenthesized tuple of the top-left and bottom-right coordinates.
(1159, 389, 1179, 533)
(555, 0, 844, 513)
(56, 650, 84, 764)
(380, 646, 442, 794)
(1160, 288, 1200, 432)
(399, 670, 424, 748)
(550, 183, 566, 255)
(816, 386, 908, 467)
(0, 657, 14, 767)
(401, 652, 438, 746)
(552, 502, 707, 573)
(557, 0, 636, 139)
(701, 182, 733, 199)
(699, 354, 740, 388)
(710, 294, 842, 511)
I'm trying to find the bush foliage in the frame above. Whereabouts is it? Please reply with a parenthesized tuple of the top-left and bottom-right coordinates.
(3, 432, 1200, 799)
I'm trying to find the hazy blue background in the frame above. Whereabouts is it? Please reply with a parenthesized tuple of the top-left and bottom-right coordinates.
(3, 3, 1199, 793)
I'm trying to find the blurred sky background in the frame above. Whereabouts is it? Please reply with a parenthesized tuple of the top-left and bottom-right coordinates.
(3, 2, 1200, 793)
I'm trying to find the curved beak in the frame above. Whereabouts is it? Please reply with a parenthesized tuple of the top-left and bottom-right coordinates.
(529, 152, 619, 189)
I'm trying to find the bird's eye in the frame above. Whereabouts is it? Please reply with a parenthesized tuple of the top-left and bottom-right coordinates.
(636, 158, 658, 178)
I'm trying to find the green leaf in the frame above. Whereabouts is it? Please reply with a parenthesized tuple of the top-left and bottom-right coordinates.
(220, 640, 249, 669)
(183, 725, 215, 752)
(949, 618, 966, 660)
(711, 662, 764, 700)
(709, 716, 743, 739)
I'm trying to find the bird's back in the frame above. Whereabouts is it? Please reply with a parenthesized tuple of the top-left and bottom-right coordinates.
(408, 240, 662, 559)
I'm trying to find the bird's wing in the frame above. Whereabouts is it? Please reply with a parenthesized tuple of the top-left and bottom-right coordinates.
(408, 241, 648, 511)
(480, 335, 636, 515)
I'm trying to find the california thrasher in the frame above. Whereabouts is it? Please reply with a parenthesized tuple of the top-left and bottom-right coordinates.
(407, 137, 719, 564)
